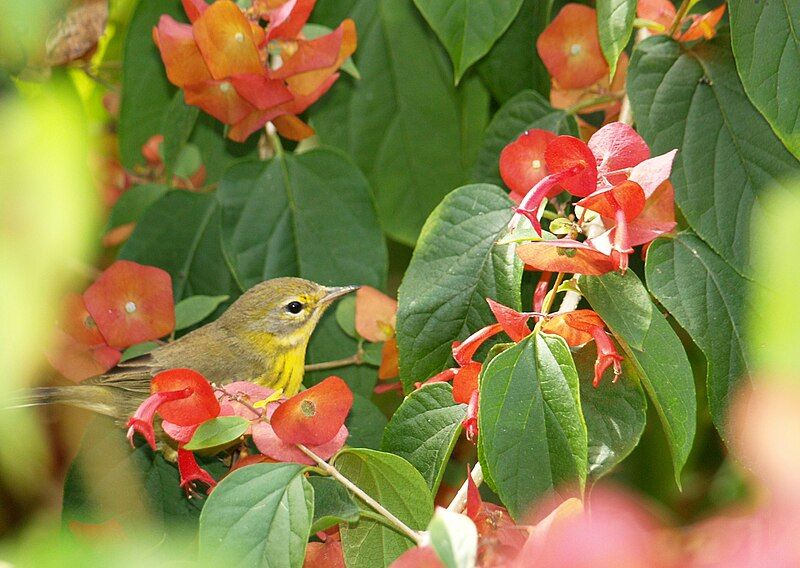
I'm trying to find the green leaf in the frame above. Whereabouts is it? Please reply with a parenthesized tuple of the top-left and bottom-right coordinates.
(645, 232, 754, 442)
(335, 449, 433, 568)
(183, 416, 249, 451)
(381, 383, 466, 493)
(412, 0, 524, 83)
(472, 90, 578, 188)
(346, 393, 389, 449)
(118, 0, 181, 170)
(174, 294, 230, 330)
(573, 345, 646, 480)
(335, 295, 358, 338)
(199, 463, 313, 568)
(596, 0, 635, 78)
(477, 0, 554, 103)
(729, 0, 800, 158)
(427, 507, 478, 568)
(308, 476, 360, 533)
(161, 91, 200, 179)
(396, 184, 522, 390)
(172, 144, 202, 179)
(478, 334, 587, 520)
(62, 418, 205, 545)
(105, 184, 168, 231)
(582, 271, 696, 486)
(308, 0, 489, 245)
(216, 147, 387, 396)
(121, 341, 159, 361)
(627, 35, 800, 275)
(120, 191, 239, 301)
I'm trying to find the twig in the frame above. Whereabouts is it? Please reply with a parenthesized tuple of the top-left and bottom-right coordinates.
(213, 385, 263, 419)
(296, 444, 423, 544)
(304, 353, 361, 372)
(446, 462, 483, 514)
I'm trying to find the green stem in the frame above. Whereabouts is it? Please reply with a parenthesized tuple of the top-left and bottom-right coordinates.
(265, 124, 284, 159)
(297, 445, 423, 544)
(669, 0, 696, 36)
(565, 95, 620, 116)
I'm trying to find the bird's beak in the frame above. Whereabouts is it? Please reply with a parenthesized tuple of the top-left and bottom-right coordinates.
(322, 285, 360, 303)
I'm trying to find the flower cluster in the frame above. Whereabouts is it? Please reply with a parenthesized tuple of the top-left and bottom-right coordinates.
(153, 0, 356, 142)
(126, 370, 353, 490)
(638, 0, 727, 41)
(502, 122, 677, 273)
(46, 260, 175, 382)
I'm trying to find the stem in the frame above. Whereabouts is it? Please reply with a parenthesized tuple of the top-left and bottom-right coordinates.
(446, 462, 483, 514)
(304, 352, 362, 372)
(213, 385, 263, 419)
(669, 0, 694, 36)
(541, 272, 566, 315)
(297, 445, 423, 544)
(265, 123, 284, 159)
(565, 94, 621, 116)
(617, 28, 651, 127)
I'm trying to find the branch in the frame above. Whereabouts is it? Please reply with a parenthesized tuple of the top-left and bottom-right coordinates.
(296, 445, 423, 544)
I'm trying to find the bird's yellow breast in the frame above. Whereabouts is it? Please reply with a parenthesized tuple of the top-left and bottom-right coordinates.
(245, 328, 310, 395)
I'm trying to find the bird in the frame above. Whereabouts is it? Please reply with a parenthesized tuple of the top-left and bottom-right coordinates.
(14, 277, 358, 425)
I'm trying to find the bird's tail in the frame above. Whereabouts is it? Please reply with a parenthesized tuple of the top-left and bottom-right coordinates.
(5, 385, 119, 417)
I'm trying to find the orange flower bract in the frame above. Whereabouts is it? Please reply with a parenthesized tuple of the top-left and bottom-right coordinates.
(536, 4, 608, 90)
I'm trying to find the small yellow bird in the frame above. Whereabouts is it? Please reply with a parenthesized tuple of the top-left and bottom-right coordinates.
(19, 277, 358, 423)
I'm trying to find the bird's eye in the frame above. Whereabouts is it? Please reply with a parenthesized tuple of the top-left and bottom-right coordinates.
(285, 301, 304, 314)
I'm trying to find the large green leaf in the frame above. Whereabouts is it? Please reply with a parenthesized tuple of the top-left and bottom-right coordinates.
(174, 294, 230, 331)
(199, 463, 313, 568)
(645, 232, 754, 442)
(396, 184, 522, 390)
(582, 271, 696, 485)
(308, 476, 360, 534)
(120, 191, 239, 301)
(729, 0, 800, 158)
(118, 0, 181, 170)
(472, 90, 578, 187)
(478, 334, 587, 520)
(335, 449, 434, 568)
(105, 184, 168, 232)
(412, 0, 524, 83)
(308, 0, 489, 245)
(573, 345, 646, 480)
(596, 0, 635, 78)
(161, 91, 200, 179)
(62, 418, 205, 544)
(215, 147, 387, 396)
(477, 0, 553, 103)
(627, 35, 800, 275)
(381, 383, 466, 493)
(346, 393, 389, 449)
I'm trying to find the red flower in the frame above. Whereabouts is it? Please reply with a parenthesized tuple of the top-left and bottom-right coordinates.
(545, 135, 598, 197)
(126, 368, 220, 449)
(536, 4, 608, 89)
(270, 376, 353, 446)
(499, 129, 557, 201)
(452, 323, 504, 367)
(486, 298, 532, 342)
(452, 362, 481, 405)
(541, 310, 623, 386)
(463, 390, 480, 443)
(153, 0, 357, 142)
(83, 260, 175, 349)
(637, 0, 676, 33)
(46, 330, 121, 383)
(354, 286, 397, 343)
(177, 448, 216, 490)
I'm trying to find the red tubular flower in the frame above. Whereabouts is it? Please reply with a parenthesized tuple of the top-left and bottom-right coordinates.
(126, 368, 220, 449)
(517, 239, 615, 275)
(533, 272, 552, 313)
(177, 448, 216, 491)
(589, 326, 623, 387)
(678, 4, 726, 42)
(463, 390, 479, 443)
(536, 4, 608, 90)
(514, 165, 583, 235)
(452, 362, 482, 405)
(452, 323, 503, 366)
(499, 129, 557, 200)
(541, 310, 623, 387)
(271, 376, 353, 446)
(486, 299, 531, 342)
(577, 180, 646, 271)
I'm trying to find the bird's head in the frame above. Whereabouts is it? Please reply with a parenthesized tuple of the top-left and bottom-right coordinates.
(221, 277, 359, 347)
